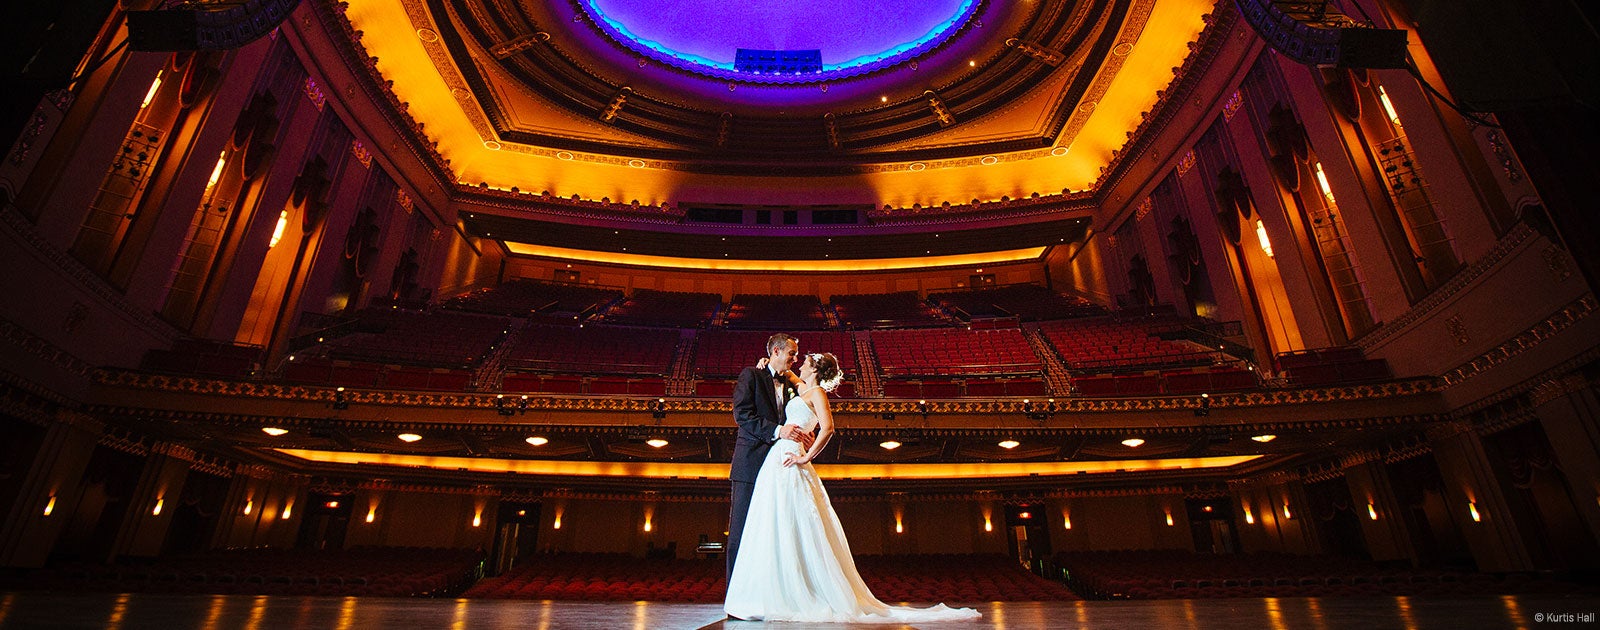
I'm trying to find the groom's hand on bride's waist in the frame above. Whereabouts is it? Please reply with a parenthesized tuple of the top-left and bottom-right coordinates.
(778, 424, 815, 450)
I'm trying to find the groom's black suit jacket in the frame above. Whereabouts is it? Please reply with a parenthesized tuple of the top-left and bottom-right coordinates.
(730, 366, 786, 484)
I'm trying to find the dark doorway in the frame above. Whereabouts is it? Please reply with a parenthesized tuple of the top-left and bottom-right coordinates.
(1004, 503, 1052, 574)
(296, 492, 353, 551)
(489, 502, 540, 576)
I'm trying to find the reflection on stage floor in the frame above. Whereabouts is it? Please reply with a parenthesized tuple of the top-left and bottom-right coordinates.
(0, 591, 1595, 629)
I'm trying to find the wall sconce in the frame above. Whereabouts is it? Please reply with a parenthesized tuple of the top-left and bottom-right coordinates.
(1469, 501, 1481, 522)
(366, 507, 376, 523)
(1254, 220, 1274, 258)
(1282, 502, 1293, 519)
(553, 512, 563, 530)
(1165, 512, 1175, 527)
(140, 71, 164, 109)
(984, 515, 993, 532)
(1244, 506, 1255, 524)
(332, 386, 349, 410)
(472, 511, 482, 528)
(895, 515, 904, 534)
(282, 502, 293, 519)
(153, 498, 164, 516)
(1063, 513, 1072, 529)
(1368, 503, 1378, 520)
(244, 499, 254, 516)
(43, 496, 56, 517)
(1377, 85, 1402, 126)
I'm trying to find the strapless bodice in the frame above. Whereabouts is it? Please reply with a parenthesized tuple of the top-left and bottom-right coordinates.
(783, 394, 818, 435)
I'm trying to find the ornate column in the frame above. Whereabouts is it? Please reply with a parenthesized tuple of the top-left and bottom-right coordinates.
(1530, 374, 1600, 544)
(1425, 421, 1536, 571)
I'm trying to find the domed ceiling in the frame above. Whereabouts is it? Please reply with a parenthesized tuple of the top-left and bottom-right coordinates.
(332, 0, 1226, 263)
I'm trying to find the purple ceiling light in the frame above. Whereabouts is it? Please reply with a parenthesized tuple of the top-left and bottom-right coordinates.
(582, 0, 981, 84)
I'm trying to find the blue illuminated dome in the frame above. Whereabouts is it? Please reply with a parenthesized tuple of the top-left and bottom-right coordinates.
(583, 0, 980, 83)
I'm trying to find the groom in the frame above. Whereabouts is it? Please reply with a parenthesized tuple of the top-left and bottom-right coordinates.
(727, 332, 813, 579)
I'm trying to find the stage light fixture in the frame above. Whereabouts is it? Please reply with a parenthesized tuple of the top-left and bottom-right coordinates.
(332, 386, 349, 410)
(398, 433, 422, 443)
(997, 440, 1020, 449)
(1121, 438, 1145, 448)
(1252, 434, 1277, 443)
(526, 436, 549, 446)
(646, 438, 669, 448)
(261, 427, 287, 436)
(879, 440, 902, 450)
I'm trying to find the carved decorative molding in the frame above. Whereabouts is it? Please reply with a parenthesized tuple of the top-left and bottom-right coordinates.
(1440, 294, 1598, 387)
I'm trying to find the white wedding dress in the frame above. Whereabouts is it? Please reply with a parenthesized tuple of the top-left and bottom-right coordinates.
(724, 393, 981, 623)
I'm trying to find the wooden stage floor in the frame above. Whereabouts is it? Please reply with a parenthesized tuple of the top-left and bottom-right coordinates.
(1, 591, 1595, 629)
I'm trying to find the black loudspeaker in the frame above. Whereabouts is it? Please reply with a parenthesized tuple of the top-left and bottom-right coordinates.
(126, 0, 303, 51)
(1234, 0, 1409, 69)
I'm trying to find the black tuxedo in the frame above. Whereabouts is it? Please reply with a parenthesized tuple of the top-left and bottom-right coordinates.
(727, 365, 788, 577)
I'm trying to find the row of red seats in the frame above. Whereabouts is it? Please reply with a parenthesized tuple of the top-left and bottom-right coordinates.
(281, 357, 473, 390)
(881, 377, 1049, 398)
(599, 289, 722, 328)
(1038, 318, 1215, 373)
(871, 328, 1041, 377)
(1071, 367, 1257, 396)
(830, 291, 952, 329)
(441, 279, 622, 319)
(929, 284, 1105, 322)
(692, 329, 857, 378)
(29, 546, 483, 597)
(319, 309, 510, 369)
(723, 294, 830, 330)
(504, 324, 678, 376)
(502, 373, 667, 396)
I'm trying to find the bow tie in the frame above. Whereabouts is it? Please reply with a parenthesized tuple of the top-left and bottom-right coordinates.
(771, 372, 787, 383)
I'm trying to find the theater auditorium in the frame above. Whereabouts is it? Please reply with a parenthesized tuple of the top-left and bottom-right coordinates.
(0, 0, 1597, 627)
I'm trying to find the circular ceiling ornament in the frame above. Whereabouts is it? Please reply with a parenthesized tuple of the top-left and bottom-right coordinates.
(579, 0, 982, 84)
(1112, 42, 1134, 56)
(416, 28, 438, 43)
(980, 155, 999, 165)
(483, 140, 502, 150)
(1050, 147, 1069, 156)
(556, 151, 575, 161)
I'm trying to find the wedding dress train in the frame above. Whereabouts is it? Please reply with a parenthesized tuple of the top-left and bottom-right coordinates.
(724, 394, 981, 623)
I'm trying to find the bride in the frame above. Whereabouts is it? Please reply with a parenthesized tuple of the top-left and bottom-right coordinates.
(724, 352, 981, 623)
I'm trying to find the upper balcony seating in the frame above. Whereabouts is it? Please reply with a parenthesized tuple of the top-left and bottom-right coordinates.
(140, 338, 263, 379)
(1037, 317, 1215, 374)
(692, 329, 857, 379)
(505, 324, 678, 376)
(30, 546, 483, 597)
(1275, 347, 1393, 386)
(930, 284, 1106, 322)
(724, 294, 830, 330)
(830, 291, 952, 329)
(1054, 549, 1595, 599)
(870, 327, 1042, 378)
(599, 289, 722, 328)
(442, 279, 622, 320)
(313, 308, 510, 370)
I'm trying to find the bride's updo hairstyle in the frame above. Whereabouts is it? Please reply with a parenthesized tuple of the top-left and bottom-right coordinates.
(808, 352, 844, 393)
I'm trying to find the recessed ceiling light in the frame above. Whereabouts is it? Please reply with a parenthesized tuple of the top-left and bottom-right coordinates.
(646, 438, 669, 448)
(1252, 434, 1277, 443)
(1121, 438, 1145, 447)
(879, 440, 902, 450)
(261, 427, 287, 436)
(998, 440, 1020, 449)
(398, 433, 422, 443)
(880, 95, 888, 102)
(526, 436, 549, 446)
(969, 60, 976, 67)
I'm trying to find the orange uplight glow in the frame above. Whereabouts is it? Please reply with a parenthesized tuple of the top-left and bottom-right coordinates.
(366, 507, 376, 523)
(274, 449, 1260, 480)
(503, 242, 1046, 273)
(43, 496, 56, 517)
(153, 498, 164, 516)
(244, 500, 253, 516)
(282, 502, 293, 519)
